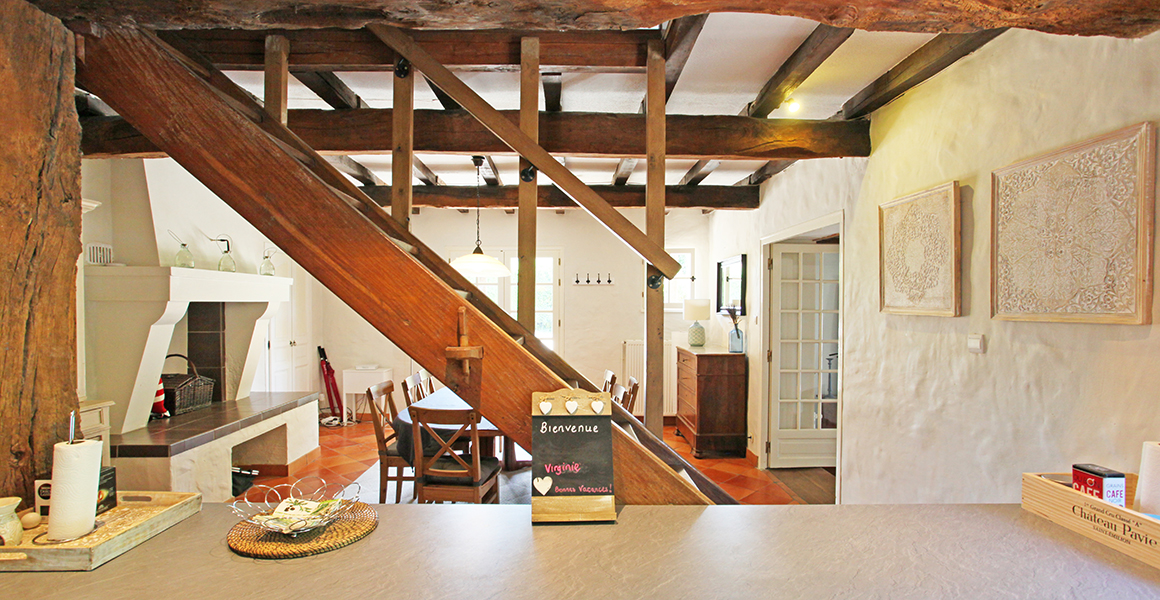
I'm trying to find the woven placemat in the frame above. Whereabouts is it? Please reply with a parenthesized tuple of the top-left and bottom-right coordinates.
(227, 502, 378, 559)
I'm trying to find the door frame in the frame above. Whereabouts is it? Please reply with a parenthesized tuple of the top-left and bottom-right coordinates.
(759, 211, 845, 503)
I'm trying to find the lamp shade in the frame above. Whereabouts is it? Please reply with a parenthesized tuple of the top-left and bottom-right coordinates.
(450, 247, 512, 278)
(683, 299, 711, 321)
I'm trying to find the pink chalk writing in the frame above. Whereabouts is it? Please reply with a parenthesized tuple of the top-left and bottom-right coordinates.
(544, 462, 582, 476)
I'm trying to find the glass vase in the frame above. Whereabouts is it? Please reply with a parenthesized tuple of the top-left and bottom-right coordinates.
(728, 328, 745, 353)
(259, 256, 276, 276)
(175, 244, 194, 269)
(218, 251, 236, 273)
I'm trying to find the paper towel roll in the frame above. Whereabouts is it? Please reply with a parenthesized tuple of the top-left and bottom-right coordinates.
(1136, 442, 1160, 514)
(47, 439, 103, 541)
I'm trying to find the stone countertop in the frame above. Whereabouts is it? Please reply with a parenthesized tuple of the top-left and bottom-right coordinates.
(7, 503, 1160, 598)
(109, 392, 318, 458)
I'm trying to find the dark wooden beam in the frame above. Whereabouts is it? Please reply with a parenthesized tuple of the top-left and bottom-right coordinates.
(662, 14, 708, 99)
(84, 110, 871, 161)
(263, 34, 289, 125)
(614, 14, 705, 185)
(326, 155, 384, 186)
(736, 159, 796, 186)
(293, 71, 369, 109)
(411, 157, 442, 186)
(361, 184, 758, 209)
(39, 1, 1160, 37)
(542, 72, 562, 112)
(842, 29, 1007, 119)
(426, 76, 462, 110)
(153, 28, 658, 72)
(746, 24, 853, 118)
(480, 155, 502, 186)
(679, 159, 720, 186)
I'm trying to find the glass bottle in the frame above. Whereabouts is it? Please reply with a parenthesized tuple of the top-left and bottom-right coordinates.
(175, 243, 194, 269)
(259, 254, 276, 276)
(218, 250, 236, 273)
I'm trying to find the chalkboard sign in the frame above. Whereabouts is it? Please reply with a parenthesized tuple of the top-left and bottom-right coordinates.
(531, 389, 617, 523)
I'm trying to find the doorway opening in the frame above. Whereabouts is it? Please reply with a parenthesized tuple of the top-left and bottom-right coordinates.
(761, 212, 843, 504)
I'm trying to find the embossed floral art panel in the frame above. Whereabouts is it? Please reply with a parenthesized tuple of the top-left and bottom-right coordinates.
(880, 181, 961, 316)
(992, 122, 1155, 324)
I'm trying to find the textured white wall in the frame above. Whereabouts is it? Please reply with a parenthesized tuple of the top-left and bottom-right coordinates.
(715, 29, 1160, 504)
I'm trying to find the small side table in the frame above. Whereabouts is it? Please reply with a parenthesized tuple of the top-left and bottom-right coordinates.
(341, 368, 393, 424)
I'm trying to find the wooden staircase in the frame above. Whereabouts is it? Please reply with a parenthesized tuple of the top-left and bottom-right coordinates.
(75, 25, 733, 505)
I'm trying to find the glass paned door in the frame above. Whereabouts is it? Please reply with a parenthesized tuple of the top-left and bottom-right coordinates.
(768, 244, 839, 468)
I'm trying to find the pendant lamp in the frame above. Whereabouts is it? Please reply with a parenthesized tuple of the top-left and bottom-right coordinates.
(451, 156, 512, 279)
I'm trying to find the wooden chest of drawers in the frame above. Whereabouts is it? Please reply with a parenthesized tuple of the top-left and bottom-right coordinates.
(675, 346, 747, 457)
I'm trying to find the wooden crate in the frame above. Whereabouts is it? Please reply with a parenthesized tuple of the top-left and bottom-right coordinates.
(0, 491, 201, 571)
(1022, 472, 1160, 569)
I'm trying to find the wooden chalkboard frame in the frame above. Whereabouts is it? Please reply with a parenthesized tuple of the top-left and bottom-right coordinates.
(531, 388, 617, 523)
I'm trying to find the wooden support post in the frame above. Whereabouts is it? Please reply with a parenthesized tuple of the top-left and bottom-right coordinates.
(392, 58, 414, 228)
(518, 37, 539, 332)
(263, 34, 289, 125)
(644, 38, 665, 437)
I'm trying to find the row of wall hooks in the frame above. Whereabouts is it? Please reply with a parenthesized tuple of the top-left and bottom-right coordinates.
(573, 273, 614, 286)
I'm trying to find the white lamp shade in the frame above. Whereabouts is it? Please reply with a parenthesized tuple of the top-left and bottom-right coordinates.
(683, 299, 711, 321)
(450, 249, 512, 278)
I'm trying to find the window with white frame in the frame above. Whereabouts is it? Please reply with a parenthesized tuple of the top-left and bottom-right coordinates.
(663, 248, 695, 310)
(450, 248, 563, 352)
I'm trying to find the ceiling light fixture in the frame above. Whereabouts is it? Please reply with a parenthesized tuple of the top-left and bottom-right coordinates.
(785, 98, 801, 113)
(450, 156, 512, 279)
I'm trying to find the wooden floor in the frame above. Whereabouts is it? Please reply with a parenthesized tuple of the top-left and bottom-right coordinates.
(242, 421, 835, 505)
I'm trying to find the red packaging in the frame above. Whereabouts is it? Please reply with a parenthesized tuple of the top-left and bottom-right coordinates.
(1072, 463, 1126, 507)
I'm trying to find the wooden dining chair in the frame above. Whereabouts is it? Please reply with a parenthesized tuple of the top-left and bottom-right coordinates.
(622, 376, 640, 413)
(366, 381, 415, 504)
(419, 368, 436, 395)
(602, 370, 617, 393)
(401, 372, 426, 406)
(610, 383, 628, 410)
(409, 406, 501, 504)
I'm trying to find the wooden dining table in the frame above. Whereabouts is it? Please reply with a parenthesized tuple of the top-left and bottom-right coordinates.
(392, 387, 526, 470)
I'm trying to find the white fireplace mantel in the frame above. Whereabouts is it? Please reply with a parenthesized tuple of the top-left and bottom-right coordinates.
(85, 267, 292, 434)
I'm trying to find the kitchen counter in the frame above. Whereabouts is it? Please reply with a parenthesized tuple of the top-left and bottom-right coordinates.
(7, 503, 1160, 598)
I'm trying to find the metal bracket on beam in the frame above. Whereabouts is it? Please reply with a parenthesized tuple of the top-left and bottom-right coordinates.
(394, 58, 411, 78)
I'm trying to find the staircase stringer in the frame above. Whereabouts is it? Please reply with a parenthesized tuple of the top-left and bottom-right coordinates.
(77, 24, 710, 505)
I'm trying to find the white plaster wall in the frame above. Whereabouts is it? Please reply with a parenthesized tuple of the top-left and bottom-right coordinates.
(713, 29, 1160, 504)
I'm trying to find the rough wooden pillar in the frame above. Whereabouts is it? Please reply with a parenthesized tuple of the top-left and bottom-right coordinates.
(263, 34, 289, 125)
(392, 59, 414, 228)
(0, 0, 82, 503)
(643, 38, 665, 436)
(517, 38, 539, 332)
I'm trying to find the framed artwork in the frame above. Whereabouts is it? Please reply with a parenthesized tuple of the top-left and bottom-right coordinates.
(879, 181, 961, 316)
(992, 122, 1155, 324)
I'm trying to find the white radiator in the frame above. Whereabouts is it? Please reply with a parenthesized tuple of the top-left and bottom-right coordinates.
(622, 340, 676, 417)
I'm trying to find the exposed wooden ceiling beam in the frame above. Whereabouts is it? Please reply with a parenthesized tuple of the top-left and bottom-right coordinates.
(480, 155, 502, 186)
(326, 155, 384, 186)
(293, 71, 370, 109)
(82, 110, 871, 161)
(735, 159, 796, 186)
(39, 1, 1160, 37)
(679, 159, 720, 186)
(542, 72, 562, 112)
(153, 28, 657, 72)
(411, 156, 442, 186)
(842, 28, 1007, 119)
(360, 184, 758, 209)
(745, 24, 853, 118)
(661, 14, 708, 99)
(368, 23, 681, 278)
(614, 14, 707, 185)
(737, 27, 1006, 186)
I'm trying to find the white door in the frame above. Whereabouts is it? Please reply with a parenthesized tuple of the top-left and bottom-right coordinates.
(257, 257, 315, 392)
(768, 244, 839, 468)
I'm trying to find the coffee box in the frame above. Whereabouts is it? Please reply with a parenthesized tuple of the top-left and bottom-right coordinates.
(1073, 463, 1126, 507)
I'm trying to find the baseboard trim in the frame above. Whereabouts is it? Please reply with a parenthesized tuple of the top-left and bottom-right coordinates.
(237, 447, 321, 478)
(745, 448, 759, 468)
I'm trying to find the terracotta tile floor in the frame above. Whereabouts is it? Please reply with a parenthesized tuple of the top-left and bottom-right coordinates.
(239, 422, 812, 506)
(663, 425, 802, 505)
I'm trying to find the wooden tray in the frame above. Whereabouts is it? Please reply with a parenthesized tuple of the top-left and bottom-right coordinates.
(1022, 472, 1160, 569)
(0, 491, 201, 572)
